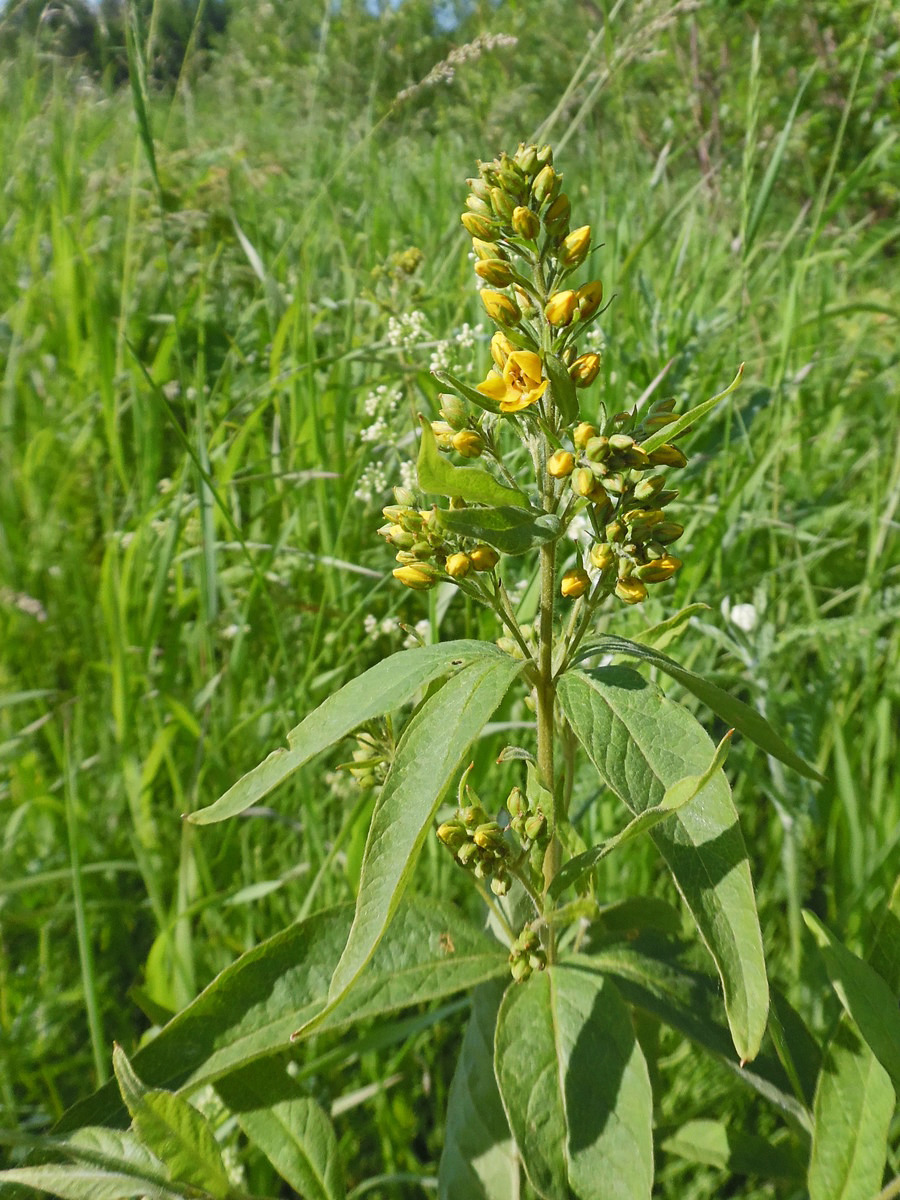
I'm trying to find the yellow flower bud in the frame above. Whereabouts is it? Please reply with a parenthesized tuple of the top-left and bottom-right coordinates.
(559, 224, 591, 268)
(490, 331, 515, 368)
(548, 449, 575, 478)
(573, 422, 597, 450)
(469, 544, 500, 572)
(648, 444, 688, 468)
(474, 257, 515, 286)
(514, 143, 538, 175)
(544, 289, 577, 327)
(461, 212, 499, 240)
(561, 568, 590, 599)
(571, 467, 595, 498)
(393, 563, 440, 591)
(490, 186, 515, 222)
(438, 392, 468, 430)
(513, 285, 537, 318)
(466, 194, 492, 216)
(633, 474, 666, 501)
(472, 237, 504, 261)
(653, 522, 685, 544)
(430, 420, 455, 449)
(480, 289, 521, 326)
(532, 163, 559, 204)
(606, 520, 626, 543)
(589, 542, 615, 571)
(576, 281, 604, 320)
(635, 555, 682, 582)
(569, 352, 601, 386)
(615, 577, 648, 605)
(451, 430, 484, 458)
(544, 192, 571, 230)
(585, 435, 609, 462)
(445, 552, 472, 579)
(512, 205, 540, 239)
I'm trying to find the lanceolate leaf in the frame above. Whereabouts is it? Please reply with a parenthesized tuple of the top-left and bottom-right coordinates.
(0, 1165, 183, 1200)
(305, 654, 524, 1033)
(587, 939, 809, 1130)
(661, 1119, 803, 1181)
(56, 900, 506, 1133)
(558, 667, 769, 1062)
(583, 635, 822, 781)
(494, 962, 653, 1200)
(113, 1047, 230, 1199)
(808, 1018, 895, 1200)
(438, 981, 519, 1200)
(549, 732, 732, 899)
(417, 417, 528, 508)
(543, 351, 578, 423)
(217, 1062, 344, 1200)
(639, 363, 744, 453)
(436, 504, 561, 555)
(803, 911, 900, 1087)
(433, 367, 502, 415)
(189, 641, 503, 825)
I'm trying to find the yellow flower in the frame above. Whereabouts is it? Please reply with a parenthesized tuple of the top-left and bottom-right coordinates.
(544, 290, 577, 327)
(561, 568, 590, 599)
(477, 350, 549, 414)
(490, 331, 515, 369)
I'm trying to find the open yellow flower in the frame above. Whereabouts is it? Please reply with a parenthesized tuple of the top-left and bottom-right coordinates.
(477, 350, 549, 414)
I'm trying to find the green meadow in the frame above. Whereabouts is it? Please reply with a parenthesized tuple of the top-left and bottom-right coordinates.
(1, 0, 898, 1195)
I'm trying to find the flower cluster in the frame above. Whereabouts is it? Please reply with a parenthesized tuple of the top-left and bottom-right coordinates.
(378, 489, 501, 590)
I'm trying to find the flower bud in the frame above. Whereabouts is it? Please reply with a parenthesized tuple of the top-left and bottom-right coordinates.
(523, 812, 547, 842)
(589, 542, 615, 571)
(506, 786, 525, 819)
(585, 435, 610, 462)
(437, 393, 468, 430)
(470, 544, 500, 572)
(510, 956, 532, 983)
(461, 804, 489, 828)
(569, 351, 601, 386)
(624, 508, 665, 529)
(511, 205, 540, 239)
(633, 474, 665, 501)
(410, 540, 435, 560)
(445, 552, 472, 579)
(471, 239, 500, 264)
(655, 489, 679, 507)
(608, 433, 634, 452)
(635, 555, 682, 582)
(571, 467, 595, 498)
(467, 176, 492, 202)
(544, 192, 571, 233)
(606, 520, 626, 543)
(393, 563, 440, 591)
(490, 330, 515, 368)
(457, 841, 479, 867)
(430, 419, 455, 449)
(490, 186, 515, 222)
(480, 289, 521, 326)
(653, 522, 685, 544)
(388, 525, 415, 549)
(615, 577, 648, 605)
(514, 142, 538, 175)
(452, 430, 485, 458)
(474, 257, 515, 287)
(548, 449, 575, 478)
(648, 444, 688, 468)
(573, 422, 597, 450)
(461, 212, 499, 240)
(559, 224, 591, 267)
(473, 822, 506, 852)
(536, 144, 553, 166)
(392, 487, 416, 508)
(544, 289, 578, 327)
(600, 473, 626, 495)
(437, 819, 468, 849)
(532, 163, 559, 204)
(624, 444, 650, 470)
(576, 280, 604, 320)
(491, 872, 511, 897)
(561, 568, 590, 599)
(466, 194, 492, 216)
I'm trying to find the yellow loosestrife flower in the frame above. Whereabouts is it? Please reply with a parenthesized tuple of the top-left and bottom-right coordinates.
(477, 350, 549, 414)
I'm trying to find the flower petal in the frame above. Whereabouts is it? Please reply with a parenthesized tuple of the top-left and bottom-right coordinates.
(477, 373, 509, 401)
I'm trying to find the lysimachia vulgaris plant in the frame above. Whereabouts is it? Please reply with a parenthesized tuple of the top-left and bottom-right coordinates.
(33, 144, 841, 1200)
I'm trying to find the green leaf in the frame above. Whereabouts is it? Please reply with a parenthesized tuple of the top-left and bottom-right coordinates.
(306, 654, 523, 1032)
(57, 900, 505, 1133)
(808, 1018, 895, 1200)
(494, 962, 653, 1200)
(189, 640, 502, 825)
(543, 351, 578, 423)
(584, 635, 823, 781)
(869, 874, 900, 993)
(639, 363, 744, 453)
(0, 1165, 182, 1200)
(557, 667, 769, 1062)
(661, 1119, 803, 1181)
(416, 417, 528, 508)
(66, 1127, 170, 1180)
(630, 604, 710, 652)
(586, 939, 808, 1130)
(549, 731, 732, 899)
(803, 911, 900, 1087)
(113, 1048, 230, 1199)
(438, 981, 519, 1200)
(436, 505, 561, 556)
(433, 367, 501, 415)
(217, 1062, 344, 1200)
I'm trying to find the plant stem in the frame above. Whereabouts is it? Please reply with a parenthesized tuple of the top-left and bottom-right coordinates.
(537, 533, 560, 960)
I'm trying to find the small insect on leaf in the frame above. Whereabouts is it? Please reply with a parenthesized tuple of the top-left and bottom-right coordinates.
(440, 932, 456, 954)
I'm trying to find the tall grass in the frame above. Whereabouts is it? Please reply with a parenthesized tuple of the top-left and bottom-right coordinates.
(1, 0, 897, 1192)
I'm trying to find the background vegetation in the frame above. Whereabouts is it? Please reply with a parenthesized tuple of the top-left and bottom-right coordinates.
(1, 0, 897, 1194)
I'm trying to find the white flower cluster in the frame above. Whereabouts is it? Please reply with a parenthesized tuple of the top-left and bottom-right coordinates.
(387, 310, 429, 349)
(354, 462, 389, 505)
(361, 384, 403, 444)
